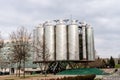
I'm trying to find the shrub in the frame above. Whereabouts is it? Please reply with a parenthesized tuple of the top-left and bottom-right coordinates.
(5, 79, 14, 80)
(44, 74, 96, 80)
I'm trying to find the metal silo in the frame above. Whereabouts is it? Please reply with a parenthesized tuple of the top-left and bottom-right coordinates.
(36, 24, 44, 43)
(56, 20, 67, 61)
(44, 21, 55, 61)
(68, 20, 79, 61)
(33, 29, 37, 61)
(36, 24, 44, 61)
(86, 25, 95, 61)
(81, 22, 87, 60)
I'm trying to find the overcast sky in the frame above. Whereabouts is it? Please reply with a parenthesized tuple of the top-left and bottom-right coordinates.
(0, 0, 119, 58)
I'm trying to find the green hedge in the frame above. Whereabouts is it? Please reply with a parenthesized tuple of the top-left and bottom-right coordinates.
(42, 74, 96, 80)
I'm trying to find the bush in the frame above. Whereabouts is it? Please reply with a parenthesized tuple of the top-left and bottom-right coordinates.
(3, 72, 10, 75)
(44, 74, 96, 80)
(5, 79, 14, 80)
(94, 78, 102, 80)
(0, 71, 3, 75)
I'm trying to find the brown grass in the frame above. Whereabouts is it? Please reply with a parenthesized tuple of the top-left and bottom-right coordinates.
(0, 74, 67, 80)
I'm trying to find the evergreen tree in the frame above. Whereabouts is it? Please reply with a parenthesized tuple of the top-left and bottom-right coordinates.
(109, 56, 115, 68)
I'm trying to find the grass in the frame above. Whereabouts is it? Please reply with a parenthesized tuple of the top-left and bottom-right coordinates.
(0, 75, 36, 80)
(0, 74, 56, 80)
(115, 64, 120, 68)
(0, 73, 105, 80)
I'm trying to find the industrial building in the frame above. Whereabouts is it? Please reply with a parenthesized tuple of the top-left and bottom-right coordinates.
(0, 41, 37, 74)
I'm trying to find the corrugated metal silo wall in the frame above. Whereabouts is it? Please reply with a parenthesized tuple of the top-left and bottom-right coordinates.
(56, 21, 67, 61)
(44, 23, 55, 61)
(86, 26, 95, 61)
(35, 25, 44, 61)
(82, 26, 87, 60)
(68, 21, 79, 60)
(33, 29, 37, 61)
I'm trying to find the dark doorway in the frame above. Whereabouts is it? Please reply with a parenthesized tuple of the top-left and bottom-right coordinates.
(11, 68, 14, 74)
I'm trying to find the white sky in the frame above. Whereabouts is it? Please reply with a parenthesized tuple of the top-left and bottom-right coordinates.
(0, 0, 120, 58)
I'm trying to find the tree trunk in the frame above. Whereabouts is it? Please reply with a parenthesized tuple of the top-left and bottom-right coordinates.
(18, 60, 21, 77)
(39, 63, 43, 74)
(16, 63, 18, 77)
(23, 57, 25, 78)
(44, 63, 48, 77)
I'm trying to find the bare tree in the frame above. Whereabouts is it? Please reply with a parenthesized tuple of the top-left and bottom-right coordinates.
(0, 32, 4, 56)
(9, 27, 31, 78)
(0, 32, 5, 71)
(33, 39, 50, 76)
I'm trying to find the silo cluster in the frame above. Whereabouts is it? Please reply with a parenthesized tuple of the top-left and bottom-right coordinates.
(33, 19, 95, 61)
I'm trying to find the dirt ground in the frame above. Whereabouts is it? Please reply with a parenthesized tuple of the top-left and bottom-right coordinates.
(0, 74, 76, 80)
